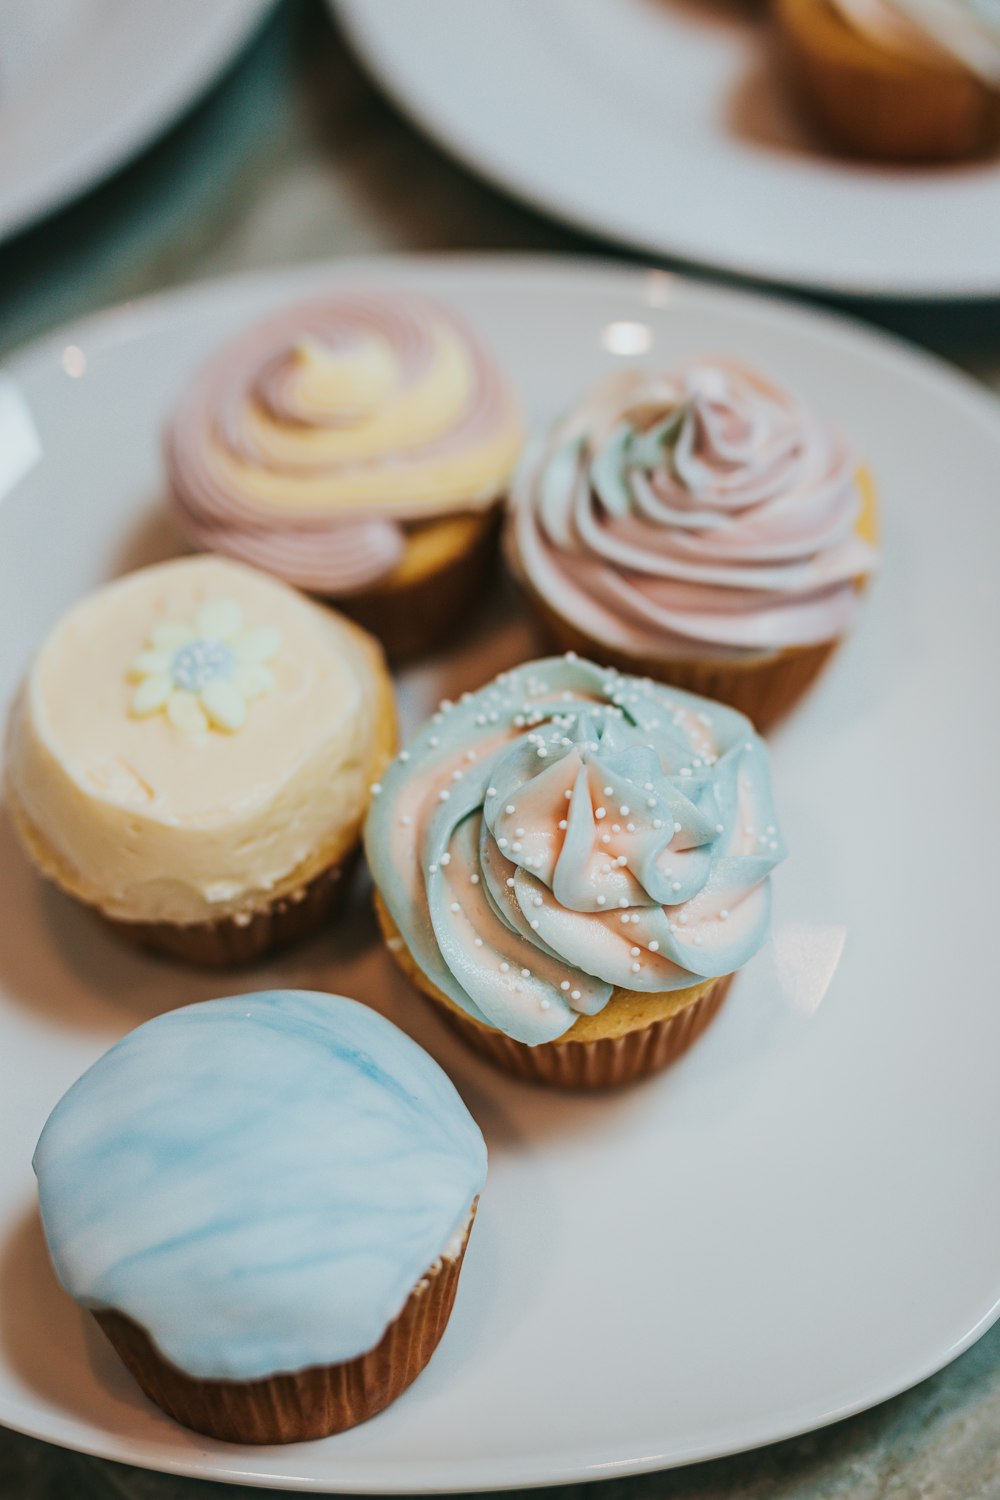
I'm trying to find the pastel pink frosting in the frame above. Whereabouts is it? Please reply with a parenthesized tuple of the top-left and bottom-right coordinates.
(508, 362, 878, 660)
(166, 293, 522, 597)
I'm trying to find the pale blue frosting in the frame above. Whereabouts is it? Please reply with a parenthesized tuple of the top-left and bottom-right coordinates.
(366, 657, 785, 1047)
(33, 991, 487, 1382)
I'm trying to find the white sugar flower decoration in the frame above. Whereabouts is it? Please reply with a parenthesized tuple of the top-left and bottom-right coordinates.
(128, 600, 281, 734)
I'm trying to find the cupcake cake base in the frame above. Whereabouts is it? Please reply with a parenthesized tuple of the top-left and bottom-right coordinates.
(93, 1218, 474, 1444)
(337, 509, 501, 664)
(376, 892, 732, 1090)
(98, 851, 359, 968)
(529, 593, 837, 733)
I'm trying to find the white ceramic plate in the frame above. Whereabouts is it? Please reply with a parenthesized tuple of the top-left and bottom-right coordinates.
(1, 256, 999, 1493)
(0, 0, 273, 242)
(332, 0, 1000, 300)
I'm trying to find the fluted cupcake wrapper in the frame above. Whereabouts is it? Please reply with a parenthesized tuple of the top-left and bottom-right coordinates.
(335, 508, 502, 664)
(93, 1210, 475, 1445)
(99, 849, 360, 969)
(432, 975, 732, 1091)
(526, 590, 836, 732)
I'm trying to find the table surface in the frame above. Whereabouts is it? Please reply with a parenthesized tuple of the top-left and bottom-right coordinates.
(2, 3, 1000, 1496)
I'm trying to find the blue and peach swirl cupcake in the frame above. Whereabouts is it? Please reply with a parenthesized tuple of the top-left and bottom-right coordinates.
(366, 656, 785, 1089)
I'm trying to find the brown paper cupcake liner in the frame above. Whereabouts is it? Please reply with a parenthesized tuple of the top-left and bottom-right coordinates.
(335, 509, 502, 664)
(100, 850, 359, 968)
(527, 591, 836, 732)
(93, 1209, 475, 1445)
(774, 0, 1000, 161)
(431, 975, 732, 1090)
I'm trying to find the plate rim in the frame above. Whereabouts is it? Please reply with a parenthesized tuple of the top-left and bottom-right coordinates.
(0, 0, 275, 244)
(3, 251, 1000, 1492)
(329, 0, 1000, 303)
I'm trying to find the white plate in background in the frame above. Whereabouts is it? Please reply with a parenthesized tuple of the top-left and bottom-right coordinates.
(0, 256, 999, 1490)
(333, 0, 1000, 300)
(0, 0, 273, 242)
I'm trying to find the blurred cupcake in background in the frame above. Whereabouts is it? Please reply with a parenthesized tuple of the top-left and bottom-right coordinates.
(166, 292, 523, 661)
(5, 556, 395, 965)
(367, 655, 785, 1090)
(507, 361, 878, 729)
(774, 0, 1000, 160)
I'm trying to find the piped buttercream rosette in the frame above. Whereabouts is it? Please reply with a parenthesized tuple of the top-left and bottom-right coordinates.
(508, 362, 878, 661)
(366, 657, 784, 1047)
(166, 293, 522, 596)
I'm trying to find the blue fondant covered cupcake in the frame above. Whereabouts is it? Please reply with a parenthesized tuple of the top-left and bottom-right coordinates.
(33, 991, 486, 1443)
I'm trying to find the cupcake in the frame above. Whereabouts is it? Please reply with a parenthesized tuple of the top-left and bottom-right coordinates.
(33, 990, 486, 1443)
(366, 655, 785, 1090)
(165, 292, 523, 661)
(507, 362, 878, 730)
(774, 0, 1000, 160)
(5, 556, 395, 965)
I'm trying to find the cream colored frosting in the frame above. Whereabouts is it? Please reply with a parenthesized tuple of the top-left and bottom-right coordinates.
(831, 0, 1000, 84)
(6, 556, 394, 926)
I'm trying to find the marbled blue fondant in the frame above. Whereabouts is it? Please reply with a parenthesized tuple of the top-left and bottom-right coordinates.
(33, 991, 487, 1382)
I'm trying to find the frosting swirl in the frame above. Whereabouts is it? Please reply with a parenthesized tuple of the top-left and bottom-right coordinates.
(508, 363, 878, 659)
(366, 656, 784, 1047)
(831, 0, 1000, 85)
(166, 293, 522, 596)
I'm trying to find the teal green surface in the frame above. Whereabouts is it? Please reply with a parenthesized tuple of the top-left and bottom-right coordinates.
(2, 1, 1000, 1494)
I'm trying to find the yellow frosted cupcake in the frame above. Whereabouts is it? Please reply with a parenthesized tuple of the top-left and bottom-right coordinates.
(165, 292, 523, 661)
(366, 655, 785, 1090)
(5, 556, 395, 964)
(506, 361, 878, 730)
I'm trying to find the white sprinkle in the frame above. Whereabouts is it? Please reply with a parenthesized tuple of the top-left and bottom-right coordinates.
(520, 967, 531, 978)
(612, 823, 621, 834)
(451, 769, 463, 782)
(533, 895, 544, 908)
(560, 980, 571, 991)
(595, 806, 607, 819)
(500, 962, 510, 973)
(601, 833, 611, 844)
(564, 788, 573, 800)
(630, 946, 640, 957)
(597, 895, 607, 906)
(678, 913, 689, 925)
(439, 852, 451, 866)
(512, 841, 523, 853)
(466, 749, 477, 762)
(429, 736, 439, 748)
(470, 873, 479, 884)
(399, 750, 410, 762)
(537, 747, 548, 758)
(620, 913, 630, 924)
(715, 824, 724, 834)
(540, 998, 551, 1011)
(515, 827, 525, 836)
(438, 789, 450, 802)
(745, 741, 754, 752)
(370, 782, 382, 796)
(497, 837, 508, 849)
(429, 864, 438, 875)
(486, 786, 497, 797)
(450, 901, 460, 913)
(620, 805, 630, 816)
(506, 877, 515, 888)
(475, 714, 487, 727)
(604, 785, 614, 796)
(671, 880, 681, 892)
(616, 855, 628, 868)
(647, 798, 657, 809)
(474, 937, 483, 947)
(399, 815, 412, 826)
(619, 898, 629, 909)
(531, 920, 540, 931)
(652, 818, 663, 830)
(631, 962, 641, 974)
(720, 909, 730, 921)
(559, 818, 568, 830)
(626, 822, 636, 833)
(565, 650, 577, 661)
(571, 989, 581, 1001)
(649, 940, 660, 952)
(505, 804, 516, 815)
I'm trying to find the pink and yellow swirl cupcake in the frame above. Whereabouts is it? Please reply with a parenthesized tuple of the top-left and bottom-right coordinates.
(507, 361, 878, 729)
(166, 293, 523, 661)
